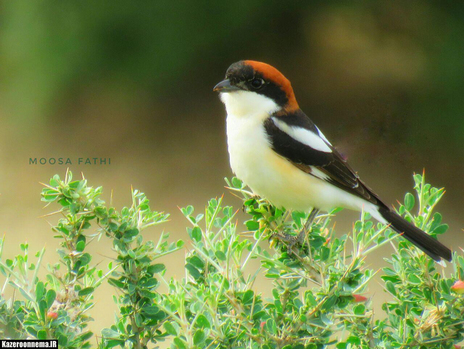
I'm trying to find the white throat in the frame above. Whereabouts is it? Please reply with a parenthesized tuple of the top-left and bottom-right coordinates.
(220, 90, 280, 118)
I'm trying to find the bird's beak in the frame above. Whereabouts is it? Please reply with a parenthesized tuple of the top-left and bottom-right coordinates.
(213, 79, 240, 92)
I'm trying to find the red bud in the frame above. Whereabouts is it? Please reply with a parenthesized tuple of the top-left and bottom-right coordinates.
(47, 311, 58, 319)
(451, 280, 464, 294)
(353, 294, 368, 302)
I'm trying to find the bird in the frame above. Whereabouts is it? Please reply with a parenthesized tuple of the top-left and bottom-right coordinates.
(213, 60, 452, 262)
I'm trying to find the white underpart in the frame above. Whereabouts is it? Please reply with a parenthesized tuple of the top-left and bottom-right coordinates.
(272, 117, 332, 153)
(220, 90, 381, 219)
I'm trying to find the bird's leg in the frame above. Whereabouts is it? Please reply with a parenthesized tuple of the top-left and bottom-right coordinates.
(277, 208, 320, 255)
(296, 208, 320, 244)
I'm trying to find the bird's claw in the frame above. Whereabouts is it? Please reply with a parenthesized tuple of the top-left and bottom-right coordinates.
(271, 226, 309, 255)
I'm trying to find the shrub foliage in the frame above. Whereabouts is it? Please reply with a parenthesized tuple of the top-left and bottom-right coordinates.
(0, 171, 462, 348)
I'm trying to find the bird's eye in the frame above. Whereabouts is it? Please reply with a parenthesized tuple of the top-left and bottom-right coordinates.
(250, 78, 265, 90)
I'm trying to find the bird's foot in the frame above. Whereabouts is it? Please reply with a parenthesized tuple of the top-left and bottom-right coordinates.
(271, 229, 307, 255)
(273, 208, 320, 255)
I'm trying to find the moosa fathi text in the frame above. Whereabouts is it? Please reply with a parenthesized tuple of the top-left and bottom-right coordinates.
(29, 158, 111, 165)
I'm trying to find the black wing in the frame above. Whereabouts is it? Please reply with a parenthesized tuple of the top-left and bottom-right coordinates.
(263, 110, 386, 207)
(263, 110, 452, 262)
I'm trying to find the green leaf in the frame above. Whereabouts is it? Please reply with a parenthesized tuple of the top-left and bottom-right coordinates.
(432, 224, 448, 235)
(164, 322, 178, 336)
(196, 314, 211, 329)
(18, 287, 34, 302)
(398, 205, 405, 215)
(79, 253, 92, 266)
(231, 177, 243, 188)
(190, 226, 202, 242)
(104, 340, 124, 348)
(108, 278, 125, 288)
(141, 278, 158, 289)
(57, 334, 68, 346)
(124, 228, 139, 239)
(321, 295, 338, 310)
(188, 256, 205, 269)
(142, 305, 160, 315)
(242, 290, 254, 304)
(108, 223, 118, 232)
(186, 263, 201, 279)
(404, 193, 415, 211)
(407, 274, 421, 285)
(148, 263, 165, 274)
(25, 326, 37, 338)
(50, 176, 60, 187)
(430, 212, 442, 230)
(264, 318, 277, 334)
(37, 330, 47, 340)
(305, 291, 317, 306)
(347, 336, 361, 345)
(246, 220, 259, 231)
(101, 328, 121, 339)
(193, 330, 206, 345)
(78, 287, 95, 297)
(181, 205, 194, 217)
(173, 337, 187, 349)
(353, 303, 366, 315)
(46, 289, 56, 308)
(78, 331, 93, 342)
(76, 240, 86, 252)
(385, 281, 397, 296)
(38, 299, 47, 320)
(35, 281, 45, 301)
(215, 250, 226, 261)
(291, 211, 306, 228)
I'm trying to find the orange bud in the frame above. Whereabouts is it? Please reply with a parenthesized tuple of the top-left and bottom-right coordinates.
(451, 280, 464, 294)
(47, 311, 58, 320)
(353, 294, 368, 302)
(260, 321, 266, 331)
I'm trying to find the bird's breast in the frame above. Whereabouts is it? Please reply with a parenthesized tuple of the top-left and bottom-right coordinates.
(226, 112, 272, 183)
(225, 112, 374, 213)
(226, 112, 319, 211)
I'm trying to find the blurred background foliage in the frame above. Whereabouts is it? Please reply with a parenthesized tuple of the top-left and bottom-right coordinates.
(0, 0, 463, 344)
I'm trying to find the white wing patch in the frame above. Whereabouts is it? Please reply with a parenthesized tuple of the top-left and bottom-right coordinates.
(272, 117, 332, 153)
(315, 126, 332, 146)
(309, 166, 330, 181)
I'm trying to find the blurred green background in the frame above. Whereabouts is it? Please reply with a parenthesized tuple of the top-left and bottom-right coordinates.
(0, 0, 463, 344)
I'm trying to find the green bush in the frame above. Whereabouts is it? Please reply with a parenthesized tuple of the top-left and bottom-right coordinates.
(0, 171, 462, 348)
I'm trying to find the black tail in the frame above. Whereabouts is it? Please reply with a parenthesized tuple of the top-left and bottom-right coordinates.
(378, 207, 452, 262)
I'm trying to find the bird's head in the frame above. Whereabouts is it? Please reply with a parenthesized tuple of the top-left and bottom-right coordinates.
(214, 60, 299, 118)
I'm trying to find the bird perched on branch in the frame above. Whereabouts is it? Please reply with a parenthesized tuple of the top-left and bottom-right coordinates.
(214, 60, 451, 262)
